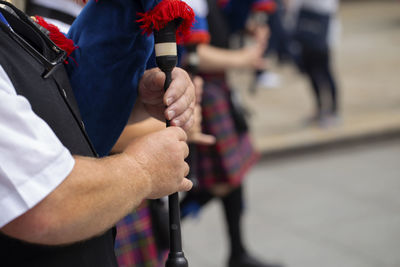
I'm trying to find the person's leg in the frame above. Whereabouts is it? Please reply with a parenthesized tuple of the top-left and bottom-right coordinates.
(302, 49, 323, 118)
(221, 185, 246, 258)
(321, 48, 338, 115)
(221, 185, 282, 267)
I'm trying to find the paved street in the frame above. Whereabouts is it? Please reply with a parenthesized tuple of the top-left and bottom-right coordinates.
(182, 138, 400, 267)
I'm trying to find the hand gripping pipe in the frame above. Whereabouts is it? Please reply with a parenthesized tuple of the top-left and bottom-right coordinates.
(137, 1, 194, 265)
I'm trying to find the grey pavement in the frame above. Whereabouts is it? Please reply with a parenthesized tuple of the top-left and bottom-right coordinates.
(182, 138, 400, 267)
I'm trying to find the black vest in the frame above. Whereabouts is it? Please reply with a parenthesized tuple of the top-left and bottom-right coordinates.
(0, 3, 117, 267)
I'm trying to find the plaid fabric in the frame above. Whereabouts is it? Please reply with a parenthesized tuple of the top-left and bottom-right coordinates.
(195, 74, 260, 189)
(115, 201, 163, 267)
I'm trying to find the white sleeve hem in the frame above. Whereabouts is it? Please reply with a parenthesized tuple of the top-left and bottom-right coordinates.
(0, 149, 75, 228)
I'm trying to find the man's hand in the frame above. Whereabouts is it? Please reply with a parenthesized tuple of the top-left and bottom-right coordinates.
(122, 126, 193, 199)
(138, 67, 195, 132)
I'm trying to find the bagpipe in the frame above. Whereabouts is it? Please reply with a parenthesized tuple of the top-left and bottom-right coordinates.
(137, 1, 194, 266)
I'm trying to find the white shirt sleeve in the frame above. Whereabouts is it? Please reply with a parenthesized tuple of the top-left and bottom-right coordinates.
(0, 65, 75, 228)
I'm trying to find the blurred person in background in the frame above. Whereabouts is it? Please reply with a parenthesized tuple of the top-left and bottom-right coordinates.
(256, 0, 291, 90)
(263, 0, 291, 64)
(292, 0, 341, 127)
(179, 1, 283, 267)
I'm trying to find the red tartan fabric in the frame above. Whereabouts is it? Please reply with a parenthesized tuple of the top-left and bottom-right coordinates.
(115, 201, 163, 267)
(195, 75, 260, 189)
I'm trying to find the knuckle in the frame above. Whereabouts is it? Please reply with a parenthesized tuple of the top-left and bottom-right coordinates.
(189, 104, 195, 114)
(176, 126, 187, 138)
(184, 163, 190, 176)
(183, 142, 189, 157)
(183, 116, 194, 132)
(181, 108, 191, 121)
(184, 93, 191, 108)
(184, 179, 193, 191)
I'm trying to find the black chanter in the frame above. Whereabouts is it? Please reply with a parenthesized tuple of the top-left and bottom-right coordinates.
(154, 19, 189, 267)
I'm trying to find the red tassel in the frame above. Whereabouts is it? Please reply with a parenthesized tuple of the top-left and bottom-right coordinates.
(137, 0, 195, 44)
(34, 16, 78, 63)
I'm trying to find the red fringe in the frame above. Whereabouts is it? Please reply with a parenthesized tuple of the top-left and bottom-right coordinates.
(252, 1, 277, 14)
(182, 31, 210, 45)
(34, 16, 78, 63)
(137, 0, 195, 44)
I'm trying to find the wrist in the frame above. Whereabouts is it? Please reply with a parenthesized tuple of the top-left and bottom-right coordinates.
(118, 152, 152, 201)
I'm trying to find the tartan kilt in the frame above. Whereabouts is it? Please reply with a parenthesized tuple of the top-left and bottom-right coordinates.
(195, 75, 260, 189)
(115, 201, 163, 267)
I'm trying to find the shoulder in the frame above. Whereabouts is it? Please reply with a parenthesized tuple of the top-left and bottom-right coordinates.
(0, 63, 75, 229)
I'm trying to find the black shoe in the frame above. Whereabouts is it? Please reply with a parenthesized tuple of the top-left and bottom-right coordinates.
(228, 253, 283, 267)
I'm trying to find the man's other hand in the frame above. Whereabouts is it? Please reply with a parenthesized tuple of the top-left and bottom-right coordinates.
(138, 67, 195, 132)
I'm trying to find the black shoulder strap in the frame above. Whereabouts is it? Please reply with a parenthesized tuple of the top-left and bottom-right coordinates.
(0, 1, 66, 78)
